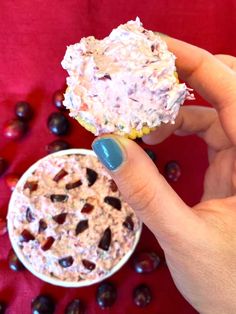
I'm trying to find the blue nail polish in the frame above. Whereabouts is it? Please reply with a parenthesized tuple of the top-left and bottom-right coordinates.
(92, 138, 124, 171)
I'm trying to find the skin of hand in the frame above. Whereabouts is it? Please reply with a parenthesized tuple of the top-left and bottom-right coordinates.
(92, 38, 236, 314)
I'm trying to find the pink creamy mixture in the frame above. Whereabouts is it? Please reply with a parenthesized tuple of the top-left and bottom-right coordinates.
(62, 18, 193, 135)
(8, 154, 141, 282)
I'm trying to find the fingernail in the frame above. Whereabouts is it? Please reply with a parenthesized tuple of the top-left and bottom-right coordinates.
(92, 137, 124, 171)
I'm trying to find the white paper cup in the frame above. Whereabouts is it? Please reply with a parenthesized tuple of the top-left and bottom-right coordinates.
(7, 149, 142, 287)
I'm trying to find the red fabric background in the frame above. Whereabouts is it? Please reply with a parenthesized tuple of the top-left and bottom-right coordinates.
(0, 0, 236, 313)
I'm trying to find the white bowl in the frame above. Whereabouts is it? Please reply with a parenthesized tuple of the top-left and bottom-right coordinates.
(7, 149, 142, 287)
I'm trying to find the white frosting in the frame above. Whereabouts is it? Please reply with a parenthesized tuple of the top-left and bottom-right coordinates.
(62, 18, 193, 135)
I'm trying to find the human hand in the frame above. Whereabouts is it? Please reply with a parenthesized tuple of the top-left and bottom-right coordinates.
(92, 38, 236, 314)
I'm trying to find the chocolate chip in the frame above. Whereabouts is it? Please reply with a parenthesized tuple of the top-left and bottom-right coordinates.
(98, 74, 111, 80)
(151, 44, 155, 52)
(123, 216, 134, 231)
(98, 227, 111, 251)
(23, 181, 38, 192)
(109, 180, 118, 192)
(52, 213, 67, 224)
(82, 259, 96, 271)
(53, 169, 68, 182)
(26, 207, 35, 223)
(38, 219, 47, 233)
(86, 168, 98, 187)
(41, 236, 55, 251)
(19, 229, 35, 242)
(75, 220, 89, 235)
(50, 194, 68, 202)
(104, 196, 121, 210)
(81, 203, 94, 214)
(58, 256, 74, 268)
(65, 180, 82, 190)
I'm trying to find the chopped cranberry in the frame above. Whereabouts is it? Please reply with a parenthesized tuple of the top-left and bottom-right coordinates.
(75, 220, 88, 235)
(109, 180, 118, 192)
(53, 169, 68, 182)
(86, 168, 98, 187)
(104, 196, 121, 210)
(98, 74, 111, 80)
(41, 237, 55, 251)
(82, 259, 96, 271)
(8, 249, 25, 271)
(98, 227, 111, 251)
(81, 203, 94, 214)
(52, 213, 67, 224)
(38, 219, 47, 233)
(133, 251, 160, 274)
(123, 216, 134, 231)
(58, 256, 74, 268)
(23, 181, 38, 192)
(26, 207, 35, 222)
(19, 229, 35, 242)
(65, 180, 82, 190)
(50, 194, 68, 202)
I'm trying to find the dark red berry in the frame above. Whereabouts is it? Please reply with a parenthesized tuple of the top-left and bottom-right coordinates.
(58, 256, 74, 268)
(144, 149, 156, 162)
(104, 196, 121, 210)
(38, 219, 47, 233)
(53, 90, 66, 111)
(65, 180, 82, 190)
(133, 252, 160, 273)
(46, 139, 70, 154)
(26, 207, 35, 223)
(164, 161, 181, 182)
(8, 248, 25, 271)
(53, 169, 68, 182)
(19, 229, 35, 242)
(98, 227, 111, 251)
(4, 173, 19, 191)
(86, 168, 98, 187)
(41, 237, 55, 251)
(3, 119, 27, 140)
(98, 74, 112, 80)
(47, 112, 69, 136)
(82, 259, 96, 271)
(31, 295, 55, 314)
(0, 301, 6, 314)
(81, 203, 94, 214)
(52, 213, 67, 224)
(75, 220, 88, 235)
(15, 101, 33, 121)
(109, 180, 118, 192)
(96, 282, 117, 309)
(0, 157, 8, 177)
(65, 299, 85, 314)
(50, 194, 68, 202)
(133, 284, 152, 307)
(123, 216, 134, 231)
(0, 218, 7, 236)
(24, 181, 38, 192)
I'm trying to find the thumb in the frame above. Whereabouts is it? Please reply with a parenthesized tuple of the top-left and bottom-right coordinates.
(92, 136, 199, 244)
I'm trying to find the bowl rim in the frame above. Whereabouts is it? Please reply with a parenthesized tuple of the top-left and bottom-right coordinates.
(7, 148, 142, 287)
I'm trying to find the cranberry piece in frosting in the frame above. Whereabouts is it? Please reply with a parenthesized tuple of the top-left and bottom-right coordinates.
(38, 219, 47, 233)
(53, 169, 68, 182)
(109, 180, 118, 192)
(24, 181, 38, 192)
(26, 207, 35, 223)
(104, 196, 121, 210)
(123, 216, 134, 231)
(19, 229, 35, 242)
(50, 194, 68, 202)
(58, 256, 74, 268)
(65, 180, 82, 190)
(41, 237, 55, 251)
(81, 203, 94, 214)
(75, 220, 89, 235)
(52, 213, 67, 224)
(98, 227, 111, 251)
(82, 259, 96, 271)
(86, 168, 98, 187)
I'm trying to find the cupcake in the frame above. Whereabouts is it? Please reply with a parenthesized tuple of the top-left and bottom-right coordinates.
(61, 18, 193, 139)
(7, 149, 141, 287)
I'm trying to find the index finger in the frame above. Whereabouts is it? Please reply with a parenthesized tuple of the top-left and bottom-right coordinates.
(163, 36, 236, 145)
